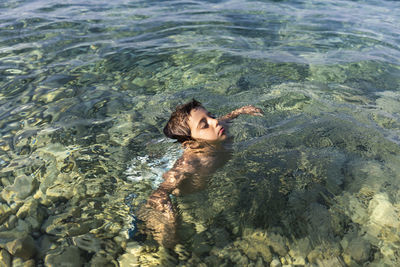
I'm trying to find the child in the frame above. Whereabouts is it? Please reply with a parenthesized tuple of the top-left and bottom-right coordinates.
(137, 99, 263, 248)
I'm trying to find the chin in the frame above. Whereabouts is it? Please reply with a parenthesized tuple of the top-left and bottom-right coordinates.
(216, 135, 227, 142)
(204, 137, 225, 143)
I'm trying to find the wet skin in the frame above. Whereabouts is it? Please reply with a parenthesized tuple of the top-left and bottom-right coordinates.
(137, 105, 263, 248)
(188, 107, 227, 142)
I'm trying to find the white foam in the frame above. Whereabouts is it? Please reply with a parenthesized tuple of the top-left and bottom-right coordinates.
(125, 141, 183, 187)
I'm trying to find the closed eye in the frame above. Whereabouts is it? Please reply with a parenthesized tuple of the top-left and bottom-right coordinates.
(200, 118, 208, 129)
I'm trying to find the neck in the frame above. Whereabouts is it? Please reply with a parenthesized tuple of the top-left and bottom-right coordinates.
(182, 140, 224, 151)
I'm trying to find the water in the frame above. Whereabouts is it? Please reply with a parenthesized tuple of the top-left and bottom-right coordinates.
(1, 0, 400, 265)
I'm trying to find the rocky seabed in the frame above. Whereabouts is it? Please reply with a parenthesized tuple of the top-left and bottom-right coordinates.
(1, 90, 400, 266)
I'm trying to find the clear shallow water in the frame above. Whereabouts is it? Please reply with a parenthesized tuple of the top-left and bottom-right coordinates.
(1, 0, 400, 265)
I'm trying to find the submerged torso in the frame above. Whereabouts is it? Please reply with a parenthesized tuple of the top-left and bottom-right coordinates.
(172, 140, 232, 195)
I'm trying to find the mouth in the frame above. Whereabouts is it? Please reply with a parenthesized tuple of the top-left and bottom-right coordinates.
(219, 127, 225, 136)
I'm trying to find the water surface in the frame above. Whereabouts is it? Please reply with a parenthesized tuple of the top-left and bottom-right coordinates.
(1, 0, 400, 265)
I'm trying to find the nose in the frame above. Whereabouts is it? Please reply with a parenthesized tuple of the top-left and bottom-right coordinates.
(209, 117, 219, 127)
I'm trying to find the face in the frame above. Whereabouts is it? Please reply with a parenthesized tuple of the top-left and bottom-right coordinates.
(187, 107, 227, 142)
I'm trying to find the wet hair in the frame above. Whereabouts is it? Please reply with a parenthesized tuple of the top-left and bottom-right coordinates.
(163, 99, 203, 143)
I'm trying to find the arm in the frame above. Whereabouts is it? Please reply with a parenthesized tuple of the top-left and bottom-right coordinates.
(147, 155, 195, 212)
(218, 105, 263, 122)
(139, 169, 186, 248)
(146, 171, 184, 212)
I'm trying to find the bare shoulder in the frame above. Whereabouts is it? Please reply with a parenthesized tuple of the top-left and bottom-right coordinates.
(169, 149, 199, 174)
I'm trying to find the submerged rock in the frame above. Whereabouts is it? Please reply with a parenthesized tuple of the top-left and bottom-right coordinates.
(265, 232, 288, 257)
(368, 193, 399, 229)
(346, 237, 371, 263)
(5, 235, 36, 260)
(41, 213, 71, 237)
(288, 237, 311, 264)
(340, 229, 372, 264)
(118, 243, 175, 267)
(1, 175, 38, 204)
(315, 257, 343, 267)
(72, 234, 101, 253)
(37, 234, 56, 260)
(108, 114, 135, 147)
(306, 243, 342, 265)
(11, 257, 35, 267)
(45, 179, 75, 200)
(15, 198, 38, 219)
(192, 234, 212, 256)
(118, 252, 139, 267)
(270, 257, 281, 267)
(45, 246, 82, 267)
(380, 243, 399, 265)
(203, 229, 284, 265)
(174, 244, 190, 261)
(2, 215, 18, 232)
(0, 204, 12, 225)
(0, 249, 11, 267)
(90, 252, 119, 267)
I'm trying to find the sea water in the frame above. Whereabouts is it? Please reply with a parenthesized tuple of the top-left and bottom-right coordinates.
(1, 0, 400, 265)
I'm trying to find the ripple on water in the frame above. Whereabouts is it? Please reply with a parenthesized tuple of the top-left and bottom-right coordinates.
(1, 0, 400, 265)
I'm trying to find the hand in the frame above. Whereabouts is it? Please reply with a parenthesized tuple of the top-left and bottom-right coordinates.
(239, 105, 264, 116)
(218, 105, 264, 122)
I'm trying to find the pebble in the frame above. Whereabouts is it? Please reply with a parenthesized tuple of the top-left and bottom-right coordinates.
(342, 253, 358, 266)
(16, 198, 38, 219)
(369, 193, 399, 228)
(291, 255, 305, 265)
(316, 257, 342, 267)
(45, 246, 82, 267)
(270, 258, 282, 267)
(267, 233, 288, 256)
(1, 175, 38, 204)
(1, 178, 11, 187)
(24, 216, 40, 232)
(5, 235, 36, 260)
(124, 241, 142, 255)
(45, 183, 74, 200)
(0, 249, 11, 267)
(73, 234, 101, 253)
(12, 257, 35, 267)
(255, 256, 264, 267)
(258, 245, 272, 263)
(307, 249, 320, 264)
(380, 244, 395, 260)
(346, 237, 371, 262)
(0, 204, 12, 225)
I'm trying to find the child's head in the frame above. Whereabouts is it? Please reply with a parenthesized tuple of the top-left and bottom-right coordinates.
(163, 99, 226, 143)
